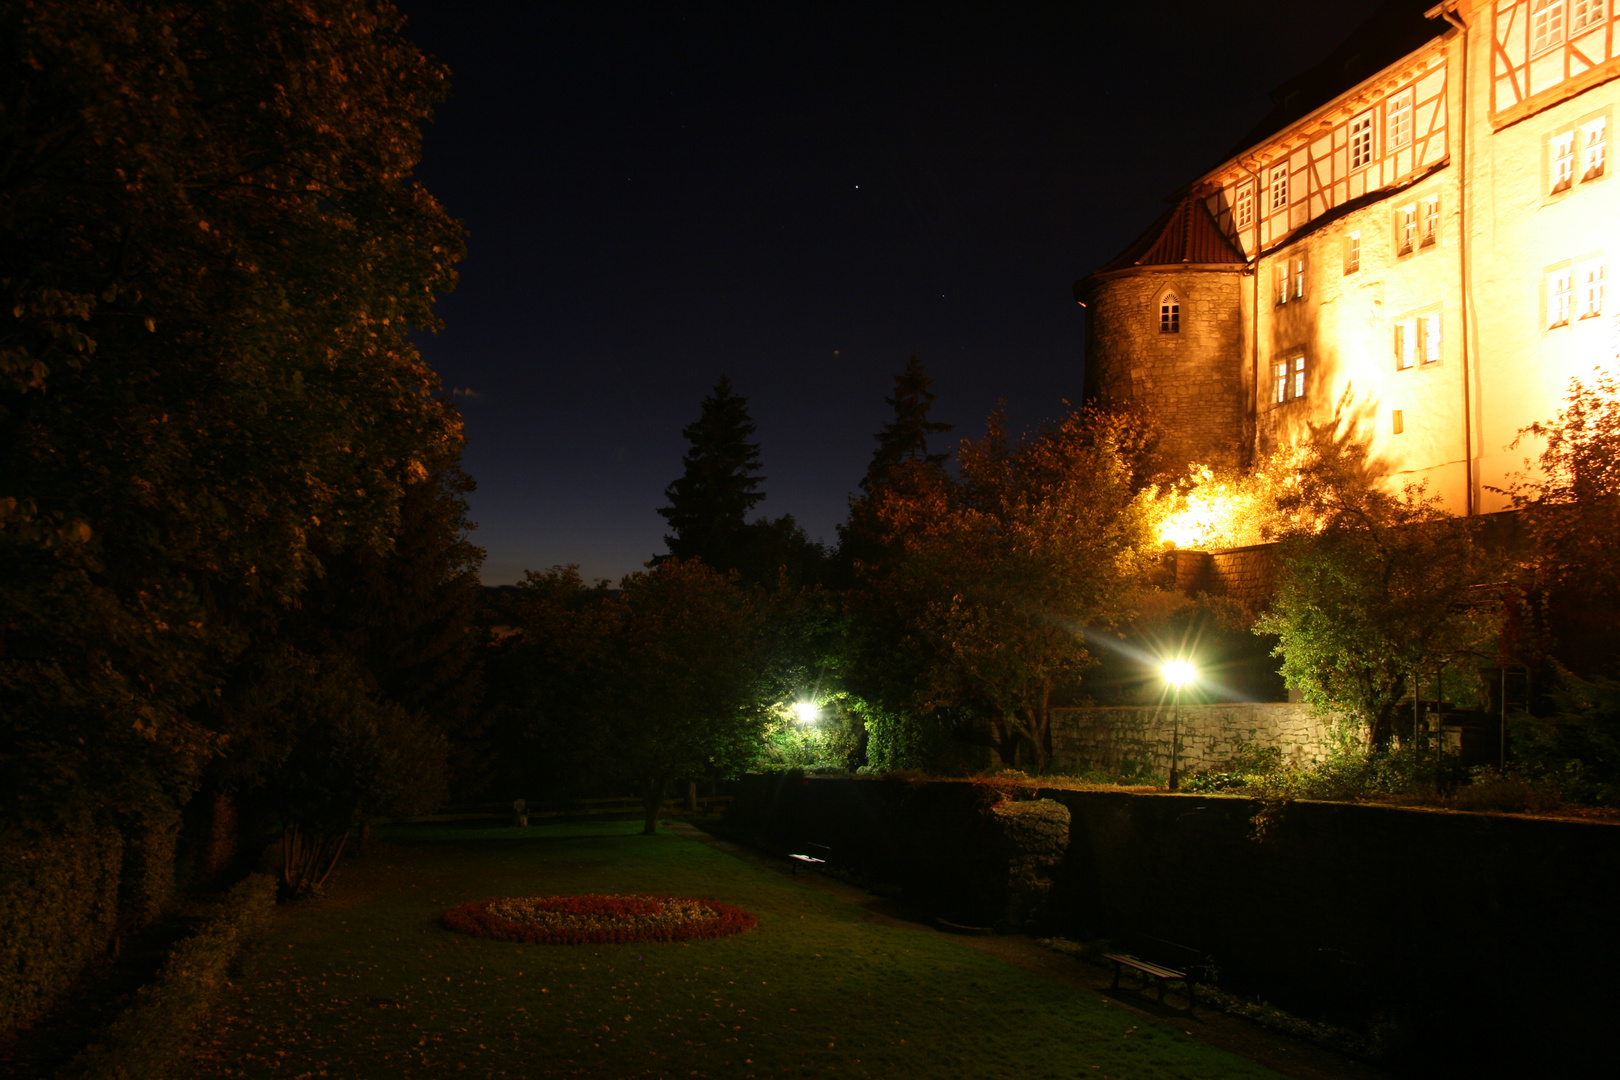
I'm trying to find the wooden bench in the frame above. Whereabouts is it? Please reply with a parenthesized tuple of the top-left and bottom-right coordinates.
(788, 842, 831, 874)
(1103, 953, 1195, 1008)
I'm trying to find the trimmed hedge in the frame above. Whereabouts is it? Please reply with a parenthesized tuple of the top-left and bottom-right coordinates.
(56, 873, 276, 1080)
(118, 804, 182, 929)
(0, 817, 123, 1040)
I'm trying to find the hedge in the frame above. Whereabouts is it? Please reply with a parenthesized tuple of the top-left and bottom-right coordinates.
(56, 873, 277, 1080)
(0, 817, 123, 1040)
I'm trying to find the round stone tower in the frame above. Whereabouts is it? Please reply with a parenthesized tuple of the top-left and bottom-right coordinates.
(1076, 193, 1250, 473)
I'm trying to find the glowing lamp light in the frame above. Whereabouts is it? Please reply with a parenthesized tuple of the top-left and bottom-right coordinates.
(1161, 660, 1197, 688)
(793, 701, 819, 725)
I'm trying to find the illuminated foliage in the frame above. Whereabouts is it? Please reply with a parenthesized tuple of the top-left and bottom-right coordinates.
(854, 407, 1160, 773)
(1498, 369, 1620, 673)
(1254, 419, 1500, 747)
(0, 0, 466, 827)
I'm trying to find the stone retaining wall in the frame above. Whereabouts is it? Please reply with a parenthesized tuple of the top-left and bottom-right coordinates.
(1049, 702, 1334, 778)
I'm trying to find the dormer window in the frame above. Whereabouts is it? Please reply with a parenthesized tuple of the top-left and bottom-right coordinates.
(1160, 293, 1181, 333)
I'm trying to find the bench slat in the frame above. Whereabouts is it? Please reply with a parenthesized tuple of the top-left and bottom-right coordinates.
(1103, 954, 1187, 980)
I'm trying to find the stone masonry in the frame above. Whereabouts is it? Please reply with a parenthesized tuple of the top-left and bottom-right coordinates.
(1083, 268, 1247, 472)
(1048, 701, 1336, 779)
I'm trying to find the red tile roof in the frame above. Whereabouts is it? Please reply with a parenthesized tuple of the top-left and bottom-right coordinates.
(1093, 193, 1247, 274)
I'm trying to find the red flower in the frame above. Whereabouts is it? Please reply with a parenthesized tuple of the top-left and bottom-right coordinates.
(442, 894, 758, 945)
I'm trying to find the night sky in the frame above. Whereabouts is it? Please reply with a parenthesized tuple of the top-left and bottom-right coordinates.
(398, 1, 1390, 585)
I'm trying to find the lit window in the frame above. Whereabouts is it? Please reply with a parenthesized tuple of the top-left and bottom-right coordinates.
(1273, 361, 1288, 403)
(1350, 112, 1374, 170)
(1397, 314, 1443, 367)
(1277, 263, 1290, 305)
(1387, 95, 1413, 150)
(1392, 409, 1405, 435)
(1582, 263, 1605, 317)
(1236, 185, 1254, 230)
(1291, 355, 1306, 400)
(1160, 293, 1181, 333)
(1532, 0, 1566, 55)
(1294, 257, 1306, 299)
(1552, 131, 1576, 191)
(1270, 165, 1289, 212)
(1423, 198, 1439, 246)
(1582, 118, 1606, 179)
(1346, 232, 1361, 274)
(1549, 268, 1573, 326)
(1398, 206, 1418, 254)
(1573, 0, 1603, 34)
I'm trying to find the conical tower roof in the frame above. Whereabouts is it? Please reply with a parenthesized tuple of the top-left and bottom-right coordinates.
(1092, 192, 1247, 275)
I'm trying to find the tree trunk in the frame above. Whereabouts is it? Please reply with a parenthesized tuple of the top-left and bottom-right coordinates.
(640, 775, 667, 836)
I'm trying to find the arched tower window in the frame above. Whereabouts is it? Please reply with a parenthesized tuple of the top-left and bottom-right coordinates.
(1159, 292, 1181, 333)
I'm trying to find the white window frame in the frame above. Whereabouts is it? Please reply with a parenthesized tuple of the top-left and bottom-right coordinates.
(1350, 112, 1375, 170)
(1398, 205, 1418, 255)
(1294, 257, 1306, 300)
(1276, 263, 1290, 306)
(1580, 261, 1605, 318)
(1549, 267, 1574, 327)
(1552, 130, 1576, 191)
(1582, 117, 1606, 180)
(1235, 185, 1254, 230)
(1270, 165, 1289, 213)
(1532, 0, 1567, 56)
(1160, 292, 1181, 334)
(1387, 94, 1413, 151)
(1270, 356, 1307, 403)
(1422, 197, 1440, 247)
(1572, 0, 1604, 34)
(1345, 231, 1361, 274)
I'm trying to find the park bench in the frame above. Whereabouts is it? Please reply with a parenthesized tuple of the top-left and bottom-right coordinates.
(788, 841, 832, 874)
(1103, 952, 1195, 1008)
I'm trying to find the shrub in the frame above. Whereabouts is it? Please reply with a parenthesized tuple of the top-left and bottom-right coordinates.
(118, 802, 182, 929)
(0, 817, 123, 1040)
(56, 873, 276, 1080)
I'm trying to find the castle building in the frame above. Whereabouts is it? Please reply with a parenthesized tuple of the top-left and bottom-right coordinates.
(1078, 0, 1620, 517)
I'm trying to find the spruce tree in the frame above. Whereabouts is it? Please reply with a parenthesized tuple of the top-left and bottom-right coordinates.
(860, 352, 953, 492)
(658, 376, 767, 566)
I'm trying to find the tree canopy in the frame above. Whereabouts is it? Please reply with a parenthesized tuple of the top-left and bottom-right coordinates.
(658, 376, 766, 561)
(0, 0, 467, 829)
(1255, 419, 1500, 747)
(860, 352, 953, 492)
(849, 407, 1160, 772)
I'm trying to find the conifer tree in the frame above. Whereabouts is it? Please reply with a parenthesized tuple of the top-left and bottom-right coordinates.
(860, 352, 953, 492)
(658, 375, 767, 566)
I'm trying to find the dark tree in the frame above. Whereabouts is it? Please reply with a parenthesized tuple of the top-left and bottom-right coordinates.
(0, 0, 466, 831)
(860, 352, 953, 492)
(656, 377, 826, 586)
(658, 375, 766, 565)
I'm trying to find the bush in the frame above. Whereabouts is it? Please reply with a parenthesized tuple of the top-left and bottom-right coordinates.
(118, 802, 182, 929)
(56, 873, 276, 1080)
(0, 817, 123, 1040)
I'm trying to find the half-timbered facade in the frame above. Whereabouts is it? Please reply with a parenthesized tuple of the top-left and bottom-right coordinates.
(1078, 0, 1620, 518)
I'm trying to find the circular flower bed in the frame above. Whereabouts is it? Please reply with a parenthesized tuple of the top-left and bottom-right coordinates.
(442, 893, 758, 945)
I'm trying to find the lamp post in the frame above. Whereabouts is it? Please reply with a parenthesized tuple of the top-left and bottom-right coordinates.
(1161, 660, 1197, 791)
(793, 701, 818, 725)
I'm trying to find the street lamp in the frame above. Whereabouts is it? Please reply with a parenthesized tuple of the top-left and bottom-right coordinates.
(1161, 660, 1197, 791)
(793, 701, 819, 725)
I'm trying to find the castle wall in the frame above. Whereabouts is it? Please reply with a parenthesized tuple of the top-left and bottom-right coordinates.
(1084, 267, 1248, 471)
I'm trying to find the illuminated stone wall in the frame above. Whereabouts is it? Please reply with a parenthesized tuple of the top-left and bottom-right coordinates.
(1048, 701, 1333, 779)
(1083, 268, 1248, 471)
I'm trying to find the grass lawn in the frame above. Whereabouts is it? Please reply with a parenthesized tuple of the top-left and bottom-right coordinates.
(176, 822, 1283, 1079)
